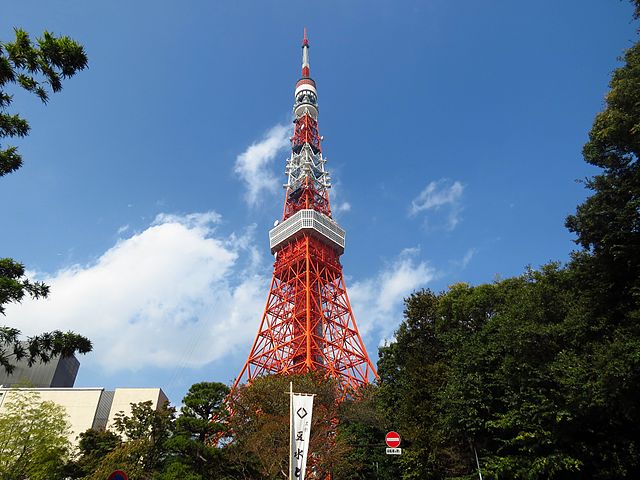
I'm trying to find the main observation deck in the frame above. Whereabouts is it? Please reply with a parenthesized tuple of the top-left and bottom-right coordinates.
(269, 209, 345, 255)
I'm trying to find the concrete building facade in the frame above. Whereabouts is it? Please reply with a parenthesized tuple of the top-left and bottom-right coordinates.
(0, 387, 169, 445)
(0, 354, 80, 388)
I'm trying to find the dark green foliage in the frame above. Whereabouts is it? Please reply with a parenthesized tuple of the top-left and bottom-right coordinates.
(0, 28, 87, 176)
(377, 289, 468, 479)
(372, 4, 640, 477)
(333, 385, 403, 480)
(0, 324, 92, 375)
(0, 261, 92, 372)
(377, 288, 486, 479)
(68, 429, 121, 477)
(633, 0, 640, 20)
(377, 261, 640, 478)
(0, 390, 73, 480)
(78, 428, 121, 460)
(113, 400, 177, 471)
(443, 271, 584, 477)
(0, 258, 48, 316)
(565, 40, 640, 310)
(70, 384, 255, 479)
(228, 373, 345, 480)
(0, 260, 92, 372)
(161, 382, 236, 480)
(78, 401, 176, 479)
(179, 381, 229, 442)
(0, 28, 91, 375)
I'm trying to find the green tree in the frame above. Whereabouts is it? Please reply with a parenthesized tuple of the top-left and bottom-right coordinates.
(376, 288, 481, 479)
(85, 400, 176, 479)
(177, 381, 229, 443)
(0, 29, 91, 374)
(228, 373, 347, 480)
(160, 382, 234, 480)
(0, 322, 92, 375)
(333, 384, 401, 480)
(565, 42, 640, 309)
(1, 28, 87, 176)
(379, 264, 640, 479)
(375, 3, 640, 477)
(113, 400, 176, 470)
(0, 389, 72, 480)
(559, 5, 640, 474)
(440, 269, 587, 478)
(65, 428, 121, 478)
(81, 439, 152, 480)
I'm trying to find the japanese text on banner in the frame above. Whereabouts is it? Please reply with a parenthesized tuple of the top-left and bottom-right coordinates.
(291, 394, 314, 479)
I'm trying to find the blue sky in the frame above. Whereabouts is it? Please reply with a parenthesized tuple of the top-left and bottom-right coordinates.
(1, 1, 636, 404)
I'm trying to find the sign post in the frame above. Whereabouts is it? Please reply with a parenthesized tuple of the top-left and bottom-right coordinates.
(385, 431, 402, 455)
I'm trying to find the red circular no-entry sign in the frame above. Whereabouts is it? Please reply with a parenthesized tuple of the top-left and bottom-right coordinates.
(385, 431, 401, 448)
(107, 471, 128, 480)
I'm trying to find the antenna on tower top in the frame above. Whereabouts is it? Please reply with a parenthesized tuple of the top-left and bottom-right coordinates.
(301, 28, 310, 77)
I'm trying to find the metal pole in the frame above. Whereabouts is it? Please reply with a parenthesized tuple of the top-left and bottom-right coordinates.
(289, 381, 293, 480)
(474, 445, 483, 480)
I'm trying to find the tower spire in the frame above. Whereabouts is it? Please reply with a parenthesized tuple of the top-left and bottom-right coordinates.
(301, 28, 310, 78)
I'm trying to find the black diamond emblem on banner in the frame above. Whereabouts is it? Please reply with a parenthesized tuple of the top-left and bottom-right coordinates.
(296, 407, 308, 419)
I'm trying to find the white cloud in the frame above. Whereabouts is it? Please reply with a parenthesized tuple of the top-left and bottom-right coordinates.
(458, 247, 477, 268)
(153, 211, 221, 229)
(410, 179, 464, 230)
(117, 224, 129, 235)
(4, 212, 267, 373)
(348, 248, 436, 343)
(327, 181, 352, 219)
(335, 202, 351, 213)
(234, 123, 291, 207)
(4, 208, 438, 383)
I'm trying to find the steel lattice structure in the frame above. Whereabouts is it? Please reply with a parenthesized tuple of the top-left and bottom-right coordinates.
(233, 30, 377, 393)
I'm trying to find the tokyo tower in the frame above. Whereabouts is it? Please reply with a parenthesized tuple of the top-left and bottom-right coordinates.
(233, 30, 377, 392)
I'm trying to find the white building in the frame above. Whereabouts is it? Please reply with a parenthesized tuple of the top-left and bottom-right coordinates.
(0, 387, 169, 446)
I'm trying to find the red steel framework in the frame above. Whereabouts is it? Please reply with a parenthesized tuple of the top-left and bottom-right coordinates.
(233, 30, 377, 393)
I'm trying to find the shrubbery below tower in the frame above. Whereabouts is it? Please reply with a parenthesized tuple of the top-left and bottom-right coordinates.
(234, 30, 377, 392)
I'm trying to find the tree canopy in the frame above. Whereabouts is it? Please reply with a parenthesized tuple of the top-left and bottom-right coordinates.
(372, 4, 640, 475)
(72, 382, 240, 480)
(227, 373, 347, 479)
(0, 390, 72, 480)
(0, 28, 91, 375)
(0, 28, 87, 177)
(352, 2, 640, 476)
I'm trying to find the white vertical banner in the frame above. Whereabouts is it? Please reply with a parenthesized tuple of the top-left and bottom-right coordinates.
(290, 392, 314, 479)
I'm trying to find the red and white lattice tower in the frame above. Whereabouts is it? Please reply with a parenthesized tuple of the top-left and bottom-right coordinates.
(233, 30, 377, 392)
